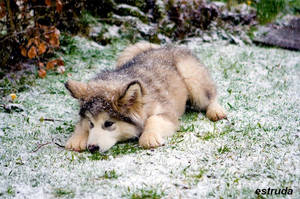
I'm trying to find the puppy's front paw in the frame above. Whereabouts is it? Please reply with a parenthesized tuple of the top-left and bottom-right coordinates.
(139, 132, 164, 149)
(65, 134, 88, 151)
(206, 102, 227, 121)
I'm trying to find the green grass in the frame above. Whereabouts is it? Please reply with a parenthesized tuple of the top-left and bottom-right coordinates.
(0, 36, 299, 198)
(217, 145, 231, 154)
(196, 122, 234, 140)
(256, 0, 286, 24)
(6, 186, 15, 196)
(182, 165, 207, 185)
(217, 0, 298, 23)
(98, 170, 119, 180)
(110, 142, 142, 157)
(170, 110, 201, 144)
(128, 188, 165, 199)
(87, 142, 142, 160)
(191, 169, 206, 181)
(88, 152, 109, 161)
(0, 73, 36, 99)
(54, 188, 75, 198)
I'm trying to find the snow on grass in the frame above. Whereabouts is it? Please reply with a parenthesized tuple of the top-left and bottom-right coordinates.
(0, 37, 299, 198)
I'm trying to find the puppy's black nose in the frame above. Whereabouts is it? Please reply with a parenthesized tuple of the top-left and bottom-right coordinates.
(88, 145, 99, 153)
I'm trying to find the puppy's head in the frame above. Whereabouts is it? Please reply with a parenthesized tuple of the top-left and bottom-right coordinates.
(84, 112, 139, 153)
(65, 79, 144, 152)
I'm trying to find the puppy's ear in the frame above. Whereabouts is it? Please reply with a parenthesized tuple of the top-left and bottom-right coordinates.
(117, 81, 143, 113)
(65, 80, 88, 99)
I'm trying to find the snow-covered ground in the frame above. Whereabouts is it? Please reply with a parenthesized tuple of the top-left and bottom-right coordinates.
(0, 37, 299, 198)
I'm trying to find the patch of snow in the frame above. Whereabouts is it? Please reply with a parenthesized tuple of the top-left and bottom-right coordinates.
(1, 37, 300, 198)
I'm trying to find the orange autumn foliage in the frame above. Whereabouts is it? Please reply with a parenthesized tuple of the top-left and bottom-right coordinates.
(38, 69, 47, 78)
(28, 46, 37, 59)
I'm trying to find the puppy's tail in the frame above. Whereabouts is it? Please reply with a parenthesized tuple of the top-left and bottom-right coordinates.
(116, 41, 160, 68)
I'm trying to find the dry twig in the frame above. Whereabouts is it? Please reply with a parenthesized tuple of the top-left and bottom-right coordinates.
(32, 142, 51, 152)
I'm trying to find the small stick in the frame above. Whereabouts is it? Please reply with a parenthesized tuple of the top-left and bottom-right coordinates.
(54, 142, 65, 148)
(40, 118, 65, 122)
(32, 142, 51, 152)
(44, 118, 65, 122)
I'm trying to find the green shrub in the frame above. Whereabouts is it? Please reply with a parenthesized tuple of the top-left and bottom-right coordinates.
(256, 0, 286, 24)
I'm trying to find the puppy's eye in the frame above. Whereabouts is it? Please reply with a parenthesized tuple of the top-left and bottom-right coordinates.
(104, 121, 114, 128)
(89, 121, 94, 128)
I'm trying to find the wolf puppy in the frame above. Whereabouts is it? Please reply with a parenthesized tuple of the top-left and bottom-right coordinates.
(65, 42, 226, 153)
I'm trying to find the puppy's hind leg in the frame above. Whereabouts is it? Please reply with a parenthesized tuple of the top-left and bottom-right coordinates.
(206, 100, 227, 121)
(116, 42, 160, 68)
(174, 51, 227, 121)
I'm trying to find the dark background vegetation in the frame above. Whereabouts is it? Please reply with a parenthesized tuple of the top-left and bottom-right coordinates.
(0, 0, 299, 97)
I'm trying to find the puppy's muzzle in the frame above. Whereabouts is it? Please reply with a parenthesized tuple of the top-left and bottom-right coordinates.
(88, 145, 99, 153)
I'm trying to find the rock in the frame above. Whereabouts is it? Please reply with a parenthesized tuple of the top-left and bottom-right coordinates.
(89, 23, 103, 38)
(213, 1, 226, 10)
(116, 4, 148, 23)
(89, 23, 121, 45)
(112, 14, 155, 37)
(229, 34, 244, 46)
(202, 34, 212, 42)
(157, 33, 171, 43)
(103, 25, 120, 38)
(240, 31, 252, 44)
(218, 29, 229, 40)
(211, 32, 219, 41)
(253, 18, 300, 51)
